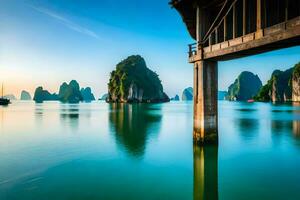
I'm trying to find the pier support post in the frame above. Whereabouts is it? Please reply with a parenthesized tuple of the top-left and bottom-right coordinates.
(193, 60, 218, 145)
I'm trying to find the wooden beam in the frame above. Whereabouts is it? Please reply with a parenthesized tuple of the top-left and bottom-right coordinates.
(233, 3, 236, 38)
(243, 0, 246, 35)
(204, 17, 300, 61)
(224, 17, 227, 41)
(285, 0, 289, 21)
(257, 0, 262, 30)
(215, 29, 218, 44)
(196, 6, 201, 42)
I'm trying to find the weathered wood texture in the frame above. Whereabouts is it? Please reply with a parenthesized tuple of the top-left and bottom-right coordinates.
(194, 60, 218, 144)
(190, 16, 300, 62)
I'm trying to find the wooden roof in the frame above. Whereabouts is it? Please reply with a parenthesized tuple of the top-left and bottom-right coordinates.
(170, 0, 227, 40)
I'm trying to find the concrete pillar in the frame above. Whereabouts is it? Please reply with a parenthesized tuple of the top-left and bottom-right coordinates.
(194, 145, 218, 200)
(194, 60, 218, 145)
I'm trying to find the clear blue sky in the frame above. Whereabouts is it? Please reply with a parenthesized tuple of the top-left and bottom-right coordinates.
(0, 0, 299, 98)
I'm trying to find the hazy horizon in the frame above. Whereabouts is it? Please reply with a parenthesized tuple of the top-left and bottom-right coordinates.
(1, 0, 300, 99)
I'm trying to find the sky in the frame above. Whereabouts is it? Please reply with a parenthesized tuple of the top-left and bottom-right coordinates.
(0, 0, 299, 99)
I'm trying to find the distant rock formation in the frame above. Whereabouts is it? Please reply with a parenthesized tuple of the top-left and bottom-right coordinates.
(227, 71, 262, 101)
(33, 87, 58, 103)
(58, 80, 83, 103)
(182, 87, 193, 101)
(20, 90, 31, 100)
(255, 62, 300, 102)
(218, 91, 227, 100)
(107, 55, 169, 103)
(170, 94, 180, 101)
(80, 87, 95, 102)
(99, 93, 108, 101)
(3, 94, 17, 100)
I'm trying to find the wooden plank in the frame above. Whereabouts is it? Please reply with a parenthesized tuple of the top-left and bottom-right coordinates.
(243, 0, 246, 35)
(257, 0, 262, 30)
(233, 3, 236, 38)
(224, 17, 227, 41)
(203, 18, 300, 61)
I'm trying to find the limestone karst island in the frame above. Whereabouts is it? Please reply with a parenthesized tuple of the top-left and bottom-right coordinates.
(1, 1, 300, 200)
(107, 55, 170, 103)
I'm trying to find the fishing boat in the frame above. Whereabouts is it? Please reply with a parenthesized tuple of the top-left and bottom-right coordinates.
(0, 84, 11, 105)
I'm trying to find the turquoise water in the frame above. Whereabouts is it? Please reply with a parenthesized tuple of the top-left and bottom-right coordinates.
(0, 101, 300, 200)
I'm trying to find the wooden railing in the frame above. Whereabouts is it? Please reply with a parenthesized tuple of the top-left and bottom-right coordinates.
(188, 0, 299, 58)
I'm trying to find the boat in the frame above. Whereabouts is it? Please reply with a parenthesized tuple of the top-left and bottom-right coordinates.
(247, 99, 255, 103)
(0, 83, 11, 105)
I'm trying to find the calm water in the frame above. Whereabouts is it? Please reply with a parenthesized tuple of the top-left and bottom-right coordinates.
(0, 101, 300, 200)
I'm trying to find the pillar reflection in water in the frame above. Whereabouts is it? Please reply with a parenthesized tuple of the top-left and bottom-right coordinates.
(194, 145, 218, 200)
(292, 102, 300, 137)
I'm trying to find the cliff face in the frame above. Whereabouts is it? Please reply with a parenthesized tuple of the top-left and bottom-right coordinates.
(292, 63, 300, 102)
(182, 87, 193, 101)
(20, 90, 31, 100)
(255, 66, 297, 102)
(227, 71, 262, 101)
(270, 69, 293, 102)
(107, 55, 169, 103)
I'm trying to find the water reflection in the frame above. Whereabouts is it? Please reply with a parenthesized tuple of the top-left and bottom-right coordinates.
(293, 121, 300, 137)
(109, 103, 162, 157)
(60, 104, 79, 130)
(194, 145, 218, 200)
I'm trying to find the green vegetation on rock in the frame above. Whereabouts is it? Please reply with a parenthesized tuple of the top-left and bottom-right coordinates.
(227, 71, 262, 101)
(292, 62, 300, 102)
(58, 80, 83, 103)
(107, 55, 169, 103)
(254, 68, 294, 102)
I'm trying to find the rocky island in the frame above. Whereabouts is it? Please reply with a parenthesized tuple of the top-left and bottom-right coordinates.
(107, 55, 169, 103)
(20, 90, 31, 100)
(99, 93, 108, 101)
(170, 95, 180, 101)
(33, 80, 96, 103)
(58, 80, 83, 103)
(254, 62, 300, 102)
(33, 87, 58, 103)
(182, 87, 193, 101)
(80, 87, 95, 102)
(227, 71, 262, 101)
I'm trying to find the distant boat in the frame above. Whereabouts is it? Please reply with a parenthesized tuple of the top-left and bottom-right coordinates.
(0, 83, 11, 106)
(247, 99, 254, 103)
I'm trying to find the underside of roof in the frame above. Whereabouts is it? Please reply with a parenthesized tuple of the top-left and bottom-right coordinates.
(170, 0, 227, 40)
